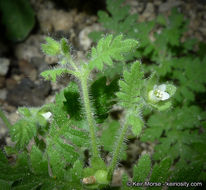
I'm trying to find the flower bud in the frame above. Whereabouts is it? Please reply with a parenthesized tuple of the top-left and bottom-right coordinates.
(94, 170, 109, 185)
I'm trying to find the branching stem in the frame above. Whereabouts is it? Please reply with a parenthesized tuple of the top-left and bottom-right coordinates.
(66, 55, 79, 72)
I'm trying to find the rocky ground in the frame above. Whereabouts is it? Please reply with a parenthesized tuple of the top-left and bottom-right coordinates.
(0, 0, 206, 186)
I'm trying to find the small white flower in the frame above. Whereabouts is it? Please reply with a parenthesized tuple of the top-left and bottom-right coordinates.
(41, 112, 52, 120)
(148, 84, 170, 102)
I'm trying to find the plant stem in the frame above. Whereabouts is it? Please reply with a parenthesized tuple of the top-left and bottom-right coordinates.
(80, 73, 99, 158)
(108, 123, 129, 180)
(66, 55, 79, 72)
(0, 107, 12, 129)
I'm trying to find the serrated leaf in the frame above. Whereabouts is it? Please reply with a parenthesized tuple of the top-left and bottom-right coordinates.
(133, 154, 151, 182)
(17, 107, 31, 117)
(169, 160, 202, 186)
(117, 61, 143, 109)
(40, 68, 68, 82)
(60, 38, 70, 56)
(61, 125, 89, 147)
(89, 34, 138, 71)
(70, 160, 83, 182)
(121, 173, 130, 190)
(10, 119, 37, 149)
(30, 145, 48, 175)
(150, 157, 172, 183)
(41, 37, 60, 56)
(166, 84, 176, 97)
(128, 114, 144, 136)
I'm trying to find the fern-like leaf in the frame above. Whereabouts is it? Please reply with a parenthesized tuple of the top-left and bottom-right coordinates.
(10, 119, 37, 149)
(133, 154, 151, 183)
(30, 145, 48, 175)
(9, 107, 48, 150)
(89, 34, 138, 71)
(45, 83, 89, 179)
(116, 61, 143, 109)
(116, 61, 144, 136)
(41, 68, 78, 82)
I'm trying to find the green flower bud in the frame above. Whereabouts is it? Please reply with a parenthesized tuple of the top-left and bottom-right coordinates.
(94, 170, 109, 185)
(41, 37, 60, 56)
(60, 38, 71, 57)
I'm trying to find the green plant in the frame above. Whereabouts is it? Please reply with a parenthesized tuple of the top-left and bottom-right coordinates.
(0, 34, 178, 189)
(89, 0, 206, 187)
(0, 0, 35, 41)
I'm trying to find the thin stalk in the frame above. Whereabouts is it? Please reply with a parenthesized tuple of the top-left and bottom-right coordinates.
(66, 55, 79, 72)
(80, 73, 99, 158)
(0, 107, 12, 129)
(108, 123, 129, 180)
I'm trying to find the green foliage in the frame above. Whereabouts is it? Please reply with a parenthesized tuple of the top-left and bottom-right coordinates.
(41, 37, 61, 56)
(90, 76, 119, 123)
(141, 106, 206, 165)
(100, 120, 127, 160)
(1, 5, 205, 187)
(0, 0, 35, 41)
(0, 82, 89, 189)
(89, 34, 138, 71)
(0, 149, 84, 190)
(41, 68, 76, 82)
(30, 145, 48, 175)
(116, 61, 143, 109)
(10, 119, 37, 150)
(63, 82, 83, 121)
(87, 0, 206, 188)
(133, 154, 151, 183)
(60, 38, 71, 57)
(121, 154, 172, 190)
(10, 107, 48, 150)
(116, 61, 144, 136)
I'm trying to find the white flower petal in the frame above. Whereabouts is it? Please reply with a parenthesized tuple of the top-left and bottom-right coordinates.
(42, 112, 52, 120)
(161, 92, 170, 100)
(158, 84, 166, 91)
(149, 90, 160, 102)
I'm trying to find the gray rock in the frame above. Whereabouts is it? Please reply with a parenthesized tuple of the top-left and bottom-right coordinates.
(0, 119, 7, 139)
(37, 9, 74, 33)
(159, 1, 182, 13)
(142, 2, 155, 18)
(0, 76, 5, 88)
(31, 57, 49, 74)
(0, 89, 7, 100)
(79, 24, 102, 50)
(7, 78, 51, 107)
(0, 58, 10, 76)
(15, 35, 44, 62)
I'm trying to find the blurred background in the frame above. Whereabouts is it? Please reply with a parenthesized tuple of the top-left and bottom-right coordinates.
(0, 0, 206, 184)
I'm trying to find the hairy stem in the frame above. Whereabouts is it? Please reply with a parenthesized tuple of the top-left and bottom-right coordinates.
(80, 73, 99, 158)
(108, 123, 129, 180)
(69, 59, 79, 72)
(0, 107, 12, 129)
